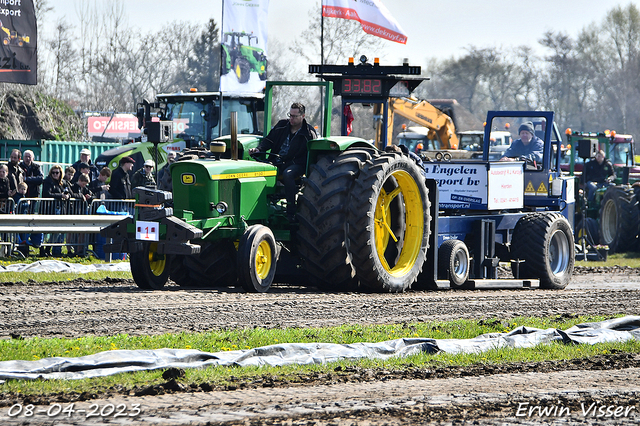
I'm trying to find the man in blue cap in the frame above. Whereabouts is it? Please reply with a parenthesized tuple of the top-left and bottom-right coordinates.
(500, 121, 544, 164)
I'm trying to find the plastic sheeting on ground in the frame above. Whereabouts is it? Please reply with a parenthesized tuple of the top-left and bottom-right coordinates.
(0, 316, 638, 382)
(0, 260, 130, 274)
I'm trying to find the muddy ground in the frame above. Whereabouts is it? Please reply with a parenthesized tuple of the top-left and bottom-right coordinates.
(0, 266, 639, 425)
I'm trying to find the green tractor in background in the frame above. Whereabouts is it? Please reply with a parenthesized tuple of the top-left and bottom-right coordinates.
(562, 130, 640, 254)
(221, 31, 268, 84)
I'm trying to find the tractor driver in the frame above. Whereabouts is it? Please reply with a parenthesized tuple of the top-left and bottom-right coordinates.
(500, 121, 544, 164)
(249, 102, 317, 221)
(584, 149, 615, 202)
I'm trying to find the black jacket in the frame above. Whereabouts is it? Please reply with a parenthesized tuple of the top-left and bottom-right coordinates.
(71, 160, 100, 183)
(584, 158, 615, 184)
(257, 119, 317, 168)
(19, 161, 43, 198)
(109, 166, 133, 199)
(131, 168, 155, 189)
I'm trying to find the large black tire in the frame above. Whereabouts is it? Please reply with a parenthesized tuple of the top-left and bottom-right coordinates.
(575, 217, 599, 247)
(599, 186, 639, 253)
(438, 239, 470, 288)
(130, 242, 170, 290)
(237, 225, 278, 293)
(235, 57, 251, 84)
(183, 241, 237, 287)
(347, 153, 431, 292)
(510, 212, 574, 289)
(297, 149, 377, 291)
(169, 255, 193, 288)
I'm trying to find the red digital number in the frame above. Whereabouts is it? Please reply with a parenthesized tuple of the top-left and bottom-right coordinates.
(343, 79, 351, 93)
(353, 79, 361, 92)
(372, 79, 381, 94)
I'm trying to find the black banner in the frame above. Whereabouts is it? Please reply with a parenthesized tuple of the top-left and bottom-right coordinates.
(0, 0, 36, 85)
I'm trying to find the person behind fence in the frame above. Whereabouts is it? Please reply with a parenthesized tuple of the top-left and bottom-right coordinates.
(63, 166, 75, 186)
(248, 102, 317, 221)
(89, 167, 111, 200)
(157, 152, 176, 191)
(66, 174, 94, 257)
(13, 182, 30, 256)
(72, 148, 99, 183)
(0, 164, 15, 213)
(19, 149, 44, 250)
(109, 157, 135, 199)
(584, 149, 615, 202)
(42, 165, 70, 256)
(131, 159, 156, 189)
(7, 149, 24, 194)
(71, 162, 92, 185)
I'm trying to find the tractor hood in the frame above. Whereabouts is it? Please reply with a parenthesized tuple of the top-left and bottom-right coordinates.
(171, 159, 278, 222)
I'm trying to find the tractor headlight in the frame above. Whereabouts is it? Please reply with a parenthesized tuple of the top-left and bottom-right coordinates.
(215, 202, 228, 214)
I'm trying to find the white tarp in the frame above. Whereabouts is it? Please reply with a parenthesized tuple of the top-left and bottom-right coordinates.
(0, 316, 638, 381)
(0, 260, 130, 274)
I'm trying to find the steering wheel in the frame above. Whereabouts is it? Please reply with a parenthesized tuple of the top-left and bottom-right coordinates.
(250, 151, 283, 165)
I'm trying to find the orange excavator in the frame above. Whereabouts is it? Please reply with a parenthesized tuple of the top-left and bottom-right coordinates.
(373, 96, 459, 151)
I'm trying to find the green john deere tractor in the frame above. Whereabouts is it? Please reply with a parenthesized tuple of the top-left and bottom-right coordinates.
(101, 70, 434, 293)
(221, 31, 268, 84)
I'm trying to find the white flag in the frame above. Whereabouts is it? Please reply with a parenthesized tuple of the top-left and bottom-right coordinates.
(322, 0, 407, 44)
(220, 0, 269, 93)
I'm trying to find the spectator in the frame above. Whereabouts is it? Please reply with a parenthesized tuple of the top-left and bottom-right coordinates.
(7, 149, 24, 194)
(109, 157, 135, 199)
(0, 164, 14, 213)
(157, 152, 176, 191)
(131, 159, 156, 189)
(68, 174, 93, 257)
(13, 182, 29, 256)
(89, 167, 111, 200)
(71, 162, 92, 184)
(19, 150, 43, 198)
(41, 165, 70, 256)
(18, 149, 44, 249)
(72, 148, 99, 182)
(64, 166, 75, 185)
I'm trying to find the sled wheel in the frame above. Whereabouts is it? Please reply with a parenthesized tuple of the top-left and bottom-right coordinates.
(438, 239, 470, 288)
(348, 152, 431, 292)
(511, 212, 574, 289)
(238, 225, 278, 293)
(130, 242, 170, 290)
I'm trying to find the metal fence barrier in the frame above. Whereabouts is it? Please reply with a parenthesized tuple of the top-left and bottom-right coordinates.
(0, 198, 134, 259)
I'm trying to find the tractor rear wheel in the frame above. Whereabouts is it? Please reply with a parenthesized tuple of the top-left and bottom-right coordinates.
(347, 152, 431, 292)
(438, 239, 470, 288)
(575, 217, 599, 247)
(510, 212, 574, 289)
(183, 241, 237, 287)
(235, 58, 251, 84)
(237, 225, 278, 293)
(169, 255, 192, 287)
(130, 242, 170, 290)
(221, 48, 230, 75)
(297, 149, 377, 291)
(599, 186, 639, 253)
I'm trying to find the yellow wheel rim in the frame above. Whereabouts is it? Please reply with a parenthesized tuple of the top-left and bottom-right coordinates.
(255, 239, 272, 280)
(148, 243, 166, 277)
(374, 170, 424, 277)
(235, 64, 242, 79)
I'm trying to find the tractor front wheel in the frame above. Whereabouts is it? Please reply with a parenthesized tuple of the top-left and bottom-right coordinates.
(130, 242, 170, 290)
(237, 225, 278, 293)
(235, 58, 251, 84)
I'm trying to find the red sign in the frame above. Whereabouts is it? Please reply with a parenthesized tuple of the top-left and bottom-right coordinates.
(88, 116, 141, 137)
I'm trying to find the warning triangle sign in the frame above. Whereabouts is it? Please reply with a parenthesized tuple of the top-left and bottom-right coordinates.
(537, 182, 547, 193)
(525, 181, 536, 193)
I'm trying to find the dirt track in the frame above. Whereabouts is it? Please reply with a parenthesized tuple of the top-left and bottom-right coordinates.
(0, 266, 639, 424)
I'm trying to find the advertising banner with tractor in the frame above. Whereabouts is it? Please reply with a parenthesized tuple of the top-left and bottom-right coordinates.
(220, 0, 269, 93)
(0, 0, 36, 85)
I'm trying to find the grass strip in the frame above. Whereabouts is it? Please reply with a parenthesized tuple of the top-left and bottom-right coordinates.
(1, 314, 638, 396)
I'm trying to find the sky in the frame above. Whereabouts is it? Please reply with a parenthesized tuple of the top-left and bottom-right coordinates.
(46, 0, 638, 65)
